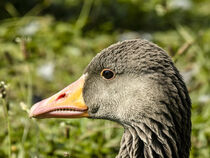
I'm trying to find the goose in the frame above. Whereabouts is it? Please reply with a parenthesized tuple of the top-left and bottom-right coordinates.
(30, 39, 191, 158)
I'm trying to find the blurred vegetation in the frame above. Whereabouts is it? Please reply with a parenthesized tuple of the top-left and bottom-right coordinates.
(0, 0, 209, 157)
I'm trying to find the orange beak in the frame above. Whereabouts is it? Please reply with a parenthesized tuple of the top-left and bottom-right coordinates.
(29, 74, 89, 119)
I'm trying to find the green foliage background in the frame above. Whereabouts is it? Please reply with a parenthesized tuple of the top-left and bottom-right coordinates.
(0, 0, 209, 157)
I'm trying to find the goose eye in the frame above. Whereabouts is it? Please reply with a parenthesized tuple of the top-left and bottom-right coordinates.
(101, 69, 115, 80)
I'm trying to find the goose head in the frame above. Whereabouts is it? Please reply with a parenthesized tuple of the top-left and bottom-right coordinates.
(30, 39, 191, 158)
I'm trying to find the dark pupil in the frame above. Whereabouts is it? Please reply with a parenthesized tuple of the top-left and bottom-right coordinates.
(102, 70, 114, 79)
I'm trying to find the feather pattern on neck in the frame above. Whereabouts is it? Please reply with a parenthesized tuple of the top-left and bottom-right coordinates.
(117, 119, 179, 158)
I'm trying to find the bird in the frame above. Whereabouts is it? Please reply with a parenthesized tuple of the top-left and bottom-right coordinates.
(30, 39, 191, 158)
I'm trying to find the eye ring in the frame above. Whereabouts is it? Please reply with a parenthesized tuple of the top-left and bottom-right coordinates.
(100, 69, 115, 80)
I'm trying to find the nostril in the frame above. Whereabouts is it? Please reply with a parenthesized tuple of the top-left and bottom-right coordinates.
(56, 93, 66, 101)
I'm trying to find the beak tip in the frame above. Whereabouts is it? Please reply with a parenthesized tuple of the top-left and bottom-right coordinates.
(29, 102, 40, 118)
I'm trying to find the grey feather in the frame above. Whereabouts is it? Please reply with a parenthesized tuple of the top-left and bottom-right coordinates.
(83, 39, 191, 158)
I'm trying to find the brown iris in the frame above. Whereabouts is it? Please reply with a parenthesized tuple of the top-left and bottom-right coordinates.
(101, 69, 115, 80)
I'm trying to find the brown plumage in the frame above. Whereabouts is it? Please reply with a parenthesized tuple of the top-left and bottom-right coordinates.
(30, 39, 191, 158)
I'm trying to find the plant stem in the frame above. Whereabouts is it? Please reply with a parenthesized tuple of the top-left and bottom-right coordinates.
(26, 64, 32, 107)
(74, 0, 93, 35)
(2, 98, 11, 158)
